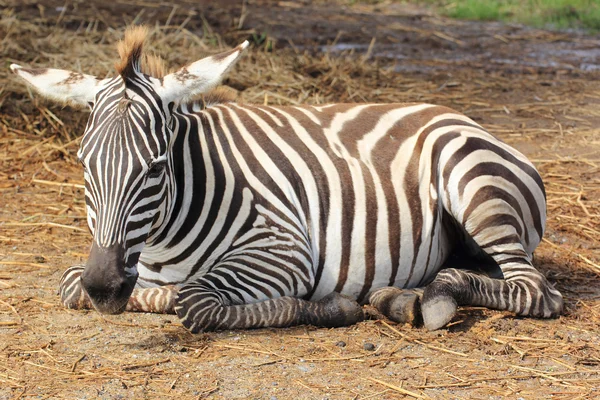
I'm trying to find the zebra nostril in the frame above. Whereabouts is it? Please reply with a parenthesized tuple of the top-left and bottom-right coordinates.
(82, 275, 124, 299)
(116, 277, 133, 299)
(81, 242, 137, 313)
(81, 264, 135, 314)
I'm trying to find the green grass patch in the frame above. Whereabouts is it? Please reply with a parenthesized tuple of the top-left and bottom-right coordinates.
(417, 0, 600, 32)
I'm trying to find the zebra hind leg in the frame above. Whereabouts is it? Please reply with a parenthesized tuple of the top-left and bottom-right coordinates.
(420, 164, 564, 330)
(369, 287, 423, 326)
(175, 279, 364, 332)
(421, 262, 563, 331)
(59, 265, 177, 314)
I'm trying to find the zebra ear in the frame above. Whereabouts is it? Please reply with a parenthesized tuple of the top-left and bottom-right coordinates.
(10, 64, 103, 107)
(157, 41, 249, 104)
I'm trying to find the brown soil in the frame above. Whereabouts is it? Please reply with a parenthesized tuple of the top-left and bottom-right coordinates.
(1, 1, 599, 399)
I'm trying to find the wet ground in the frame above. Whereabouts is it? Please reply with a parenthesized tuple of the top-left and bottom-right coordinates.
(10, 0, 600, 73)
(1, 1, 600, 399)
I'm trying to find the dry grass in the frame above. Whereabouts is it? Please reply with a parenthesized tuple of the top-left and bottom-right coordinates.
(1, 2, 600, 399)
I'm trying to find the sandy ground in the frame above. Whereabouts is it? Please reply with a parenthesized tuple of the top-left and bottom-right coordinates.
(1, 1, 600, 399)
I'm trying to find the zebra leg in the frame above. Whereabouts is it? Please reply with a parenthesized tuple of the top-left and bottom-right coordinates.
(420, 165, 564, 330)
(368, 287, 423, 325)
(126, 286, 178, 314)
(60, 265, 93, 309)
(175, 279, 364, 333)
(59, 266, 176, 314)
(421, 260, 563, 331)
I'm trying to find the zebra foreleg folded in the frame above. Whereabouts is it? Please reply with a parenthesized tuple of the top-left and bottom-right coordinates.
(368, 287, 423, 326)
(421, 262, 563, 330)
(59, 265, 93, 310)
(174, 278, 364, 333)
(59, 266, 177, 314)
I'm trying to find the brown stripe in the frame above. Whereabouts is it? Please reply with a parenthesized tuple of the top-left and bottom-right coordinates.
(356, 166, 378, 303)
(414, 131, 462, 286)
(461, 185, 525, 238)
(290, 106, 357, 295)
(445, 136, 544, 239)
(469, 211, 524, 239)
(368, 107, 455, 286)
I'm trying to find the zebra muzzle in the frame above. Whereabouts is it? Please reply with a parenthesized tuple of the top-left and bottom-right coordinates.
(81, 243, 138, 314)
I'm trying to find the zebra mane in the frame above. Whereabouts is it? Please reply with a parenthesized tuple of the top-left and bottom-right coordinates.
(115, 26, 169, 80)
(143, 54, 169, 79)
(115, 25, 234, 106)
(115, 26, 147, 79)
(197, 87, 237, 110)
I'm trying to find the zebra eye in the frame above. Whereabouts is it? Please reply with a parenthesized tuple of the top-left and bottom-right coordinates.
(147, 160, 166, 178)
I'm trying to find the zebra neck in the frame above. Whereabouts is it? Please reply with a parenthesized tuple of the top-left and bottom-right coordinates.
(139, 107, 247, 275)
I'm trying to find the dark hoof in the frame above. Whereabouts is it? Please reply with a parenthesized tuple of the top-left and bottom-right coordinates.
(318, 292, 364, 327)
(385, 291, 422, 325)
(369, 288, 422, 326)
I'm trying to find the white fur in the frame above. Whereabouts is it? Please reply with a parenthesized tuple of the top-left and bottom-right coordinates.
(10, 64, 106, 106)
(10, 40, 249, 107)
(156, 41, 249, 104)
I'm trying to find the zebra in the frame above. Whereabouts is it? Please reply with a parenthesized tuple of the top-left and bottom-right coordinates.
(11, 26, 563, 332)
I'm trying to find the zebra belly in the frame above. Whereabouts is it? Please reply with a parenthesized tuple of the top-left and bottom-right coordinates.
(309, 210, 453, 302)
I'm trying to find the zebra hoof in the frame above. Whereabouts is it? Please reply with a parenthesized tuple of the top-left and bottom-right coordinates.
(369, 288, 422, 326)
(421, 294, 457, 331)
(317, 292, 364, 327)
(388, 290, 421, 325)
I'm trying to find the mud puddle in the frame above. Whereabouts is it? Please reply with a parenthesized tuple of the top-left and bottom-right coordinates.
(9, 0, 600, 75)
(311, 34, 600, 74)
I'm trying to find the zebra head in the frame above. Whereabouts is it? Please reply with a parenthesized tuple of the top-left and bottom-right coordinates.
(11, 27, 248, 314)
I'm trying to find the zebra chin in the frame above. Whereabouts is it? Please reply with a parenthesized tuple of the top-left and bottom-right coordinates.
(89, 296, 130, 315)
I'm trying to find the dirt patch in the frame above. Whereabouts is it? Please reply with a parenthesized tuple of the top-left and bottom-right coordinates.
(1, 1, 600, 399)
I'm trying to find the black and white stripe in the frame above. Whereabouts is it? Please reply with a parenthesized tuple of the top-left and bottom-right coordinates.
(12, 35, 562, 331)
(72, 67, 562, 330)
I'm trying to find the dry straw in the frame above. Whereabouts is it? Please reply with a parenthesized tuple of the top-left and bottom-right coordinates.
(1, 3, 599, 399)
